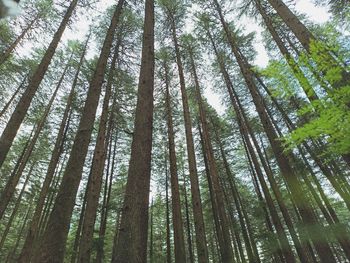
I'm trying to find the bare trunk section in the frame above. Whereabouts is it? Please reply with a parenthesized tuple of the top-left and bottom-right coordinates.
(167, 11, 209, 263)
(77, 34, 121, 263)
(163, 56, 187, 263)
(112, 0, 154, 261)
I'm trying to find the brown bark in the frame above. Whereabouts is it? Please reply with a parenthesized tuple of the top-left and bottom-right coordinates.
(19, 36, 88, 263)
(188, 45, 234, 262)
(112, 0, 154, 261)
(77, 35, 121, 263)
(0, 0, 78, 168)
(167, 7, 209, 263)
(32, 2, 125, 262)
(0, 63, 66, 220)
(208, 31, 295, 263)
(163, 56, 187, 263)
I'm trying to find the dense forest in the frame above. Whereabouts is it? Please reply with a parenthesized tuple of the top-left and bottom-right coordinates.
(0, 0, 349, 262)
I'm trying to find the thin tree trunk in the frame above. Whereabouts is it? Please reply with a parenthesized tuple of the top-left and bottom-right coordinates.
(0, 162, 34, 251)
(5, 201, 32, 263)
(0, 0, 78, 168)
(163, 56, 187, 263)
(182, 174, 195, 263)
(149, 199, 154, 263)
(95, 127, 118, 263)
(167, 9, 209, 263)
(112, 0, 154, 261)
(165, 155, 172, 263)
(0, 13, 40, 65)
(0, 74, 27, 118)
(188, 46, 234, 263)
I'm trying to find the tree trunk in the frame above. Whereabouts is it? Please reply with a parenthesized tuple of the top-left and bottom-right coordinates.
(0, 13, 40, 65)
(95, 127, 118, 263)
(168, 10, 209, 263)
(166, 161, 172, 263)
(18, 35, 89, 263)
(112, 0, 154, 261)
(163, 56, 187, 263)
(0, 61, 67, 219)
(32, 2, 125, 262)
(0, 74, 27, 118)
(188, 46, 234, 262)
(0, 0, 78, 168)
(182, 173, 195, 263)
(0, 162, 34, 251)
(77, 35, 121, 263)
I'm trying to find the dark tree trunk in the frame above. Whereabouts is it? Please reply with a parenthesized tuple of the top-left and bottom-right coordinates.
(168, 9, 209, 263)
(77, 35, 121, 263)
(112, 0, 154, 261)
(163, 56, 187, 263)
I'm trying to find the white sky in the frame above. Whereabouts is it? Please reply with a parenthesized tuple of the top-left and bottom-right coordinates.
(50, 0, 331, 115)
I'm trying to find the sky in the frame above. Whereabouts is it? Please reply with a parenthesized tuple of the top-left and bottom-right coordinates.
(18, 0, 331, 115)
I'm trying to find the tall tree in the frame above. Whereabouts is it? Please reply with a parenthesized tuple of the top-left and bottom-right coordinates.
(32, 1, 125, 262)
(112, 0, 155, 261)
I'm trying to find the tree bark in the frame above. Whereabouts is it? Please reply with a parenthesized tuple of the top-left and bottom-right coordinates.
(167, 8, 209, 263)
(32, 2, 125, 262)
(188, 45, 234, 262)
(163, 56, 187, 263)
(0, 61, 67, 220)
(112, 0, 154, 261)
(0, 0, 78, 168)
(77, 35, 121, 263)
